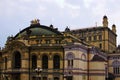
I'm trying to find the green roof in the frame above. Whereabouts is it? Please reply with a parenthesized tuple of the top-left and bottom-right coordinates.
(15, 24, 62, 38)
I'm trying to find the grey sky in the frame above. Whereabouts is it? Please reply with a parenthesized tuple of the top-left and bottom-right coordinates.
(0, 0, 120, 47)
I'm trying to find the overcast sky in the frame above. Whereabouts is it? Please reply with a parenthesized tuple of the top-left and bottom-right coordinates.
(0, 0, 120, 47)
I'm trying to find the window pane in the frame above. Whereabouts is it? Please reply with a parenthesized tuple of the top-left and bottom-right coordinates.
(53, 55, 60, 69)
(32, 55, 37, 69)
(42, 55, 48, 69)
(13, 51, 21, 69)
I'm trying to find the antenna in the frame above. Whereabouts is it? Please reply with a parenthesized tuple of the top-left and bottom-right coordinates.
(95, 22, 97, 27)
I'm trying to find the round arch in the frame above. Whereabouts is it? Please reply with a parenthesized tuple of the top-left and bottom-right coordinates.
(81, 53, 86, 60)
(66, 52, 75, 60)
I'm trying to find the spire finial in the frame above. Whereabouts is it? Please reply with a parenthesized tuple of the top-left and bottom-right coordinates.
(95, 22, 97, 27)
(102, 15, 108, 27)
(103, 15, 107, 19)
(112, 24, 116, 33)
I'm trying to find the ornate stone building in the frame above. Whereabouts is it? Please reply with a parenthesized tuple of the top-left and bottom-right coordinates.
(1, 20, 65, 80)
(0, 16, 119, 80)
(70, 15, 117, 53)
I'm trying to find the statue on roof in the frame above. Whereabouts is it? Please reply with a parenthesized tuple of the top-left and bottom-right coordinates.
(65, 26, 70, 32)
(31, 19, 40, 25)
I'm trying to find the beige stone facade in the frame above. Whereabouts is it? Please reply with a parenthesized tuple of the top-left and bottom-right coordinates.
(0, 16, 119, 80)
(70, 15, 117, 53)
(64, 43, 107, 80)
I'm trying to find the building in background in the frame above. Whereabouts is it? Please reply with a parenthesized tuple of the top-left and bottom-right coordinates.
(70, 15, 117, 53)
(0, 16, 119, 80)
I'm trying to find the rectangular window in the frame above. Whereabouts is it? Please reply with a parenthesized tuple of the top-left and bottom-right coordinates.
(94, 36, 97, 41)
(88, 36, 91, 41)
(68, 60, 70, 66)
(84, 37, 86, 41)
(99, 43, 102, 49)
(5, 57, 7, 70)
(68, 60, 73, 67)
(114, 67, 120, 74)
(71, 60, 73, 67)
(99, 35, 102, 40)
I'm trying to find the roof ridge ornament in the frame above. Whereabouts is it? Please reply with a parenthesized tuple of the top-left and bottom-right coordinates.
(31, 19, 40, 25)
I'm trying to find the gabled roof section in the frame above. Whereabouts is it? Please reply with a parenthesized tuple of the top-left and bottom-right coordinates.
(91, 55, 106, 61)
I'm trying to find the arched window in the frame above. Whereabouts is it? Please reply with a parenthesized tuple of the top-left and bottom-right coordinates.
(53, 55, 60, 69)
(66, 53, 74, 67)
(32, 55, 37, 69)
(13, 51, 21, 69)
(42, 55, 48, 69)
(112, 60, 120, 74)
(81, 54, 86, 60)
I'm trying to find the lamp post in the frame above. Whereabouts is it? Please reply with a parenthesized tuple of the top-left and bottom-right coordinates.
(105, 64, 108, 80)
(35, 67, 42, 80)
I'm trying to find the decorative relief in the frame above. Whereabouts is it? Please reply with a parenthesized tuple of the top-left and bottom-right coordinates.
(31, 19, 40, 25)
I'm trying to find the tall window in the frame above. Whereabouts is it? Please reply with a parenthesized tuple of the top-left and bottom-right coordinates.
(53, 55, 60, 69)
(13, 51, 21, 69)
(42, 55, 48, 69)
(84, 37, 86, 41)
(94, 36, 97, 41)
(66, 53, 74, 68)
(99, 43, 102, 49)
(4, 57, 7, 70)
(68, 60, 73, 67)
(99, 35, 102, 40)
(112, 60, 120, 74)
(68, 60, 70, 66)
(32, 55, 37, 69)
(114, 67, 120, 74)
(88, 36, 91, 41)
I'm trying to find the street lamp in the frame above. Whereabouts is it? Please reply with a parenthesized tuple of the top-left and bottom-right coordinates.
(105, 64, 108, 80)
(35, 67, 42, 80)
